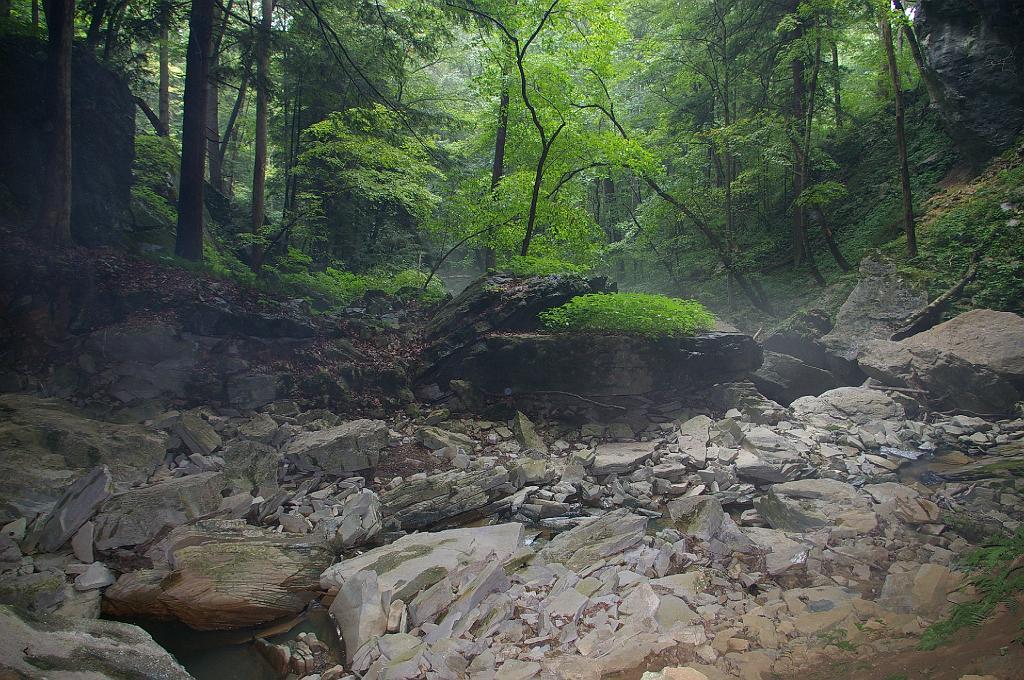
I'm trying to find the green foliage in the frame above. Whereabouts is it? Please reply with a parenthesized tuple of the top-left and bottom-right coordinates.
(919, 526, 1024, 651)
(274, 266, 447, 309)
(131, 134, 180, 228)
(499, 256, 589, 277)
(540, 293, 716, 337)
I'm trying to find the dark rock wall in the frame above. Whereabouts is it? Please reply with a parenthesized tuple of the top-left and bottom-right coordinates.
(0, 36, 135, 244)
(915, 0, 1024, 161)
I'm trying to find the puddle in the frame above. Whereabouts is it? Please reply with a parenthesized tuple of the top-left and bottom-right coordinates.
(115, 606, 340, 680)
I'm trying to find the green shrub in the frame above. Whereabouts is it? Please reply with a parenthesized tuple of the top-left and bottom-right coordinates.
(275, 266, 447, 309)
(540, 293, 716, 338)
(499, 255, 589, 277)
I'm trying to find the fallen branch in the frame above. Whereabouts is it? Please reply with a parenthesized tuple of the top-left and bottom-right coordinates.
(482, 388, 628, 411)
(134, 96, 168, 136)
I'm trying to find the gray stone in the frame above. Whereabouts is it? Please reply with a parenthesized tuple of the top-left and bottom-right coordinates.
(285, 419, 388, 473)
(74, 562, 115, 591)
(379, 467, 511, 531)
(591, 441, 657, 476)
(92, 472, 225, 550)
(34, 465, 112, 553)
(791, 386, 905, 427)
(331, 570, 388, 661)
(415, 426, 475, 451)
(752, 351, 841, 405)
(512, 411, 546, 452)
(71, 520, 95, 563)
(174, 412, 222, 456)
(539, 509, 647, 572)
(0, 604, 193, 679)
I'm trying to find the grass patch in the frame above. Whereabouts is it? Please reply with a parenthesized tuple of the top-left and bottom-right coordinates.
(539, 292, 716, 338)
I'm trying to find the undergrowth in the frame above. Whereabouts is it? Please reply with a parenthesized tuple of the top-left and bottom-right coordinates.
(919, 526, 1024, 650)
(540, 293, 716, 338)
(499, 255, 589, 277)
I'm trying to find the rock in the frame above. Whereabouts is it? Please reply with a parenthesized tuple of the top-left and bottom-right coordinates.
(316, 488, 383, 552)
(174, 412, 222, 456)
(754, 479, 872, 534)
(71, 521, 95, 563)
(220, 440, 281, 491)
(591, 441, 657, 476)
(227, 373, 278, 410)
(752, 351, 841, 405)
(379, 467, 512, 530)
(92, 471, 225, 550)
(415, 426, 475, 451)
(857, 309, 1024, 414)
(539, 509, 647, 571)
(915, 0, 1024, 160)
(429, 332, 762, 399)
(321, 524, 523, 653)
(667, 496, 724, 541)
(74, 562, 116, 591)
(513, 411, 546, 452)
(734, 449, 806, 485)
(1, 517, 26, 542)
(642, 669, 709, 680)
(879, 563, 963, 618)
(284, 419, 388, 474)
(0, 604, 193, 679)
(743, 528, 809, 576)
(103, 519, 331, 629)
(33, 465, 112, 553)
(0, 394, 167, 518)
(0, 570, 67, 613)
(819, 258, 927, 366)
(791, 386, 904, 427)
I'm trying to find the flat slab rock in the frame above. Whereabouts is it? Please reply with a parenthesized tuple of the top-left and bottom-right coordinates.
(283, 419, 388, 474)
(103, 519, 331, 630)
(538, 508, 648, 572)
(379, 466, 513, 531)
(591, 441, 658, 476)
(0, 603, 193, 679)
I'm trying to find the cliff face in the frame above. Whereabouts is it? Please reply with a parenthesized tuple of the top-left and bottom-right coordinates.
(0, 36, 135, 245)
(915, 0, 1024, 162)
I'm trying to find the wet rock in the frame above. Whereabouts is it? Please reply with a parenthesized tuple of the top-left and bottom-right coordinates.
(0, 603, 193, 679)
(104, 519, 331, 629)
(33, 465, 112, 553)
(539, 509, 647, 572)
(92, 471, 225, 550)
(284, 419, 388, 474)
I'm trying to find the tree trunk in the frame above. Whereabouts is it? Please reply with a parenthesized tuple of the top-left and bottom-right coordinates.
(86, 0, 109, 47)
(206, 51, 222, 192)
(0, 0, 10, 19)
(790, 50, 807, 268)
(36, 0, 74, 244)
(881, 15, 917, 256)
(159, 12, 170, 133)
(175, 0, 215, 261)
(484, 52, 511, 270)
(521, 138, 552, 257)
(829, 15, 842, 127)
(32, 0, 39, 26)
(250, 0, 272, 268)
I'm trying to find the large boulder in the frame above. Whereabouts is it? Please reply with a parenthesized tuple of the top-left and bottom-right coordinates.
(379, 467, 513, 531)
(791, 387, 905, 427)
(0, 36, 134, 244)
(283, 419, 388, 475)
(857, 309, 1024, 414)
(103, 519, 331, 630)
(752, 351, 841, 405)
(538, 508, 647, 572)
(0, 394, 168, 520)
(419, 273, 761, 399)
(818, 259, 927, 375)
(429, 332, 762, 399)
(92, 472, 226, 550)
(915, 0, 1024, 160)
(0, 604, 193, 679)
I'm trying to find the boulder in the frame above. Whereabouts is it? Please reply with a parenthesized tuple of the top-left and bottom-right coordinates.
(92, 472, 225, 550)
(219, 440, 281, 490)
(819, 259, 927, 372)
(174, 412, 222, 456)
(857, 309, 1024, 413)
(0, 394, 168, 519)
(752, 351, 841, 405)
(379, 467, 513, 530)
(754, 479, 875, 536)
(538, 509, 647, 572)
(33, 465, 112, 553)
(591, 441, 657, 477)
(321, 523, 524, 654)
(315, 488, 383, 553)
(0, 604, 193, 679)
(284, 419, 388, 474)
(416, 426, 475, 451)
(915, 0, 1024, 160)
(512, 411, 546, 452)
(103, 519, 331, 630)
(791, 387, 904, 427)
(430, 332, 762, 399)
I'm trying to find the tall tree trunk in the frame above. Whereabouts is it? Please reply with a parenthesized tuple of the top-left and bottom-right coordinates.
(36, 0, 74, 244)
(484, 51, 511, 270)
(32, 0, 40, 27)
(175, 0, 215, 261)
(217, 51, 252, 193)
(158, 10, 170, 133)
(791, 49, 807, 268)
(250, 0, 272, 268)
(206, 31, 222, 192)
(881, 14, 917, 256)
(0, 0, 10, 19)
(102, 0, 125, 61)
(86, 0, 109, 47)
(828, 15, 842, 127)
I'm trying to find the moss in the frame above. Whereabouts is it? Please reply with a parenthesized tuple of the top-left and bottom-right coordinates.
(540, 293, 716, 338)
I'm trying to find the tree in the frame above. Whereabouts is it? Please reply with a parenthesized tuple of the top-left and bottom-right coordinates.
(251, 0, 273, 268)
(35, 0, 75, 244)
(175, 0, 215, 261)
(878, 3, 916, 257)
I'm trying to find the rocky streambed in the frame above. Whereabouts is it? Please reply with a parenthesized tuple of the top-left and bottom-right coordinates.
(2, 380, 1024, 680)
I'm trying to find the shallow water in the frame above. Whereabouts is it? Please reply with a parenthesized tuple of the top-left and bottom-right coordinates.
(898, 450, 973, 485)
(122, 606, 340, 680)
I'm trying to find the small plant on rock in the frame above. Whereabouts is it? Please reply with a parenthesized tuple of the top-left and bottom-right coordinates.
(539, 293, 716, 338)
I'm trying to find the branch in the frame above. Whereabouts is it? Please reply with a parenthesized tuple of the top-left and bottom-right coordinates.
(134, 96, 168, 136)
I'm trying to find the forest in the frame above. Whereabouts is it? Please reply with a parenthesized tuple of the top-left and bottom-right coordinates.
(3, 0, 1021, 324)
(1, 1, 1024, 679)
